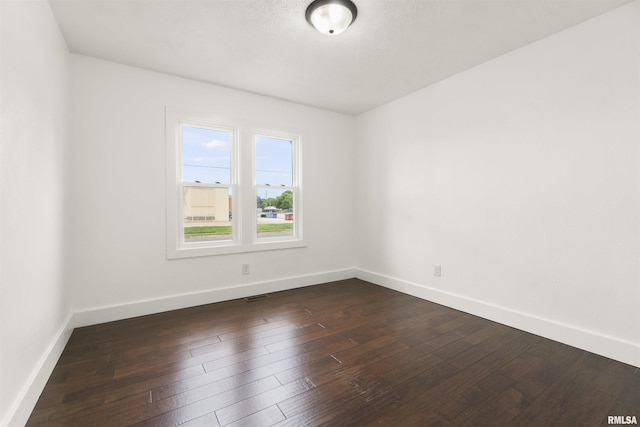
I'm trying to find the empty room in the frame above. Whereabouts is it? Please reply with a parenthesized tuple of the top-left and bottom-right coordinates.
(1, 0, 639, 425)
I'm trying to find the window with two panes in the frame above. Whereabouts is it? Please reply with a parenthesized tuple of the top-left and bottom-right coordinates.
(170, 115, 301, 257)
(180, 124, 235, 243)
(255, 135, 295, 240)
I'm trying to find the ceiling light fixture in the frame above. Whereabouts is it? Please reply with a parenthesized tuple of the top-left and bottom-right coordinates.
(305, 0, 357, 35)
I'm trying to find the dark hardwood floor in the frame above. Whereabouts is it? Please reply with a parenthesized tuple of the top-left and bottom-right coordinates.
(27, 279, 639, 426)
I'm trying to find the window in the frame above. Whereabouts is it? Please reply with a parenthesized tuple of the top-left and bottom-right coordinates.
(166, 108, 304, 258)
(181, 124, 236, 244)
(255, 134, 298, 240)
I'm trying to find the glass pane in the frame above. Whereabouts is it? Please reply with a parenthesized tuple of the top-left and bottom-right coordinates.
(255, 136, 292, 186)
(183, 186, 232, 242)
(182, 125, 231, 184)
(257, 188, 294, 239)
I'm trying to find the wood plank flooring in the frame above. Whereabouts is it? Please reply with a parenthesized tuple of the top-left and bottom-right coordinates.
(27, 279, 639, 426)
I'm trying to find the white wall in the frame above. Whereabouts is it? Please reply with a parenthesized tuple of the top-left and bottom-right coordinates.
(67, 55, 356, 321)
(355, 3, 640, 366)
(0, 1, 71, 425)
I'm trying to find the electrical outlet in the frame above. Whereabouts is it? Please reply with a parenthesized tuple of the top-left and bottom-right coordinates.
(242, 264, 250, 275)
(433, 264, 442, 277)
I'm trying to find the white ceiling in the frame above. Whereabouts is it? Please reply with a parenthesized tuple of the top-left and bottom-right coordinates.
(48, 0, 631, 115)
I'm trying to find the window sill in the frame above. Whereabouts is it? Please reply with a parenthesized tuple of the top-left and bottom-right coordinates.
(167, 239, 307, 259)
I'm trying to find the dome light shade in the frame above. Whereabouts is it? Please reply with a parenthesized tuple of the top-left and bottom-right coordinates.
(306, 0, 357, 35)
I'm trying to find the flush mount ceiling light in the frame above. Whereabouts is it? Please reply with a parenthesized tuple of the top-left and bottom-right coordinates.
(305, 0, 358, 35)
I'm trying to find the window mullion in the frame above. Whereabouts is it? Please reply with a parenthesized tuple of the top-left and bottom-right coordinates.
(240, 127, 255, 246)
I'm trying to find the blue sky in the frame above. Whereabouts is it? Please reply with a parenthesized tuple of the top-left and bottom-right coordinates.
(182, 125, 292, 198)
(182, 125, 231, 184)
(255, 135, 292, 187)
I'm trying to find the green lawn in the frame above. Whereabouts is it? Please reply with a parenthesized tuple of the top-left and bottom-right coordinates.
(184, 225, 232, 236)
(184, 223, 293, 237)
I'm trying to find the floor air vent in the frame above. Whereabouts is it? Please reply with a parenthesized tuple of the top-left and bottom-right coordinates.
(244, 294, 269, 302)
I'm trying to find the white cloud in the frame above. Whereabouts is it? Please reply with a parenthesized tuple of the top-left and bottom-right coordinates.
(202, 139, 229, 150)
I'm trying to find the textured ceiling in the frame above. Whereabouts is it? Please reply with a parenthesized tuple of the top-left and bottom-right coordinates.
(48, 0, 631, 115)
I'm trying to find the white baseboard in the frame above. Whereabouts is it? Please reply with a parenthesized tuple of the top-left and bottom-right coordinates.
(355, 268, 640, 368)
(9, 266, 637, 427)
(73, 268, 356, 327)
(3, 314, 75, 427)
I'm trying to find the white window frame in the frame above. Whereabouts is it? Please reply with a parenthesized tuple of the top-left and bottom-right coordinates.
(166, 107, 306, 259)
(252, 131, 302, 244)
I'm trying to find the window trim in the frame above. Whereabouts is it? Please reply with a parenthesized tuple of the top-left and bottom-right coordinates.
(252, 131, 302, 244)
(178, 121, 239, 249)
(166, 107, 306, 259)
